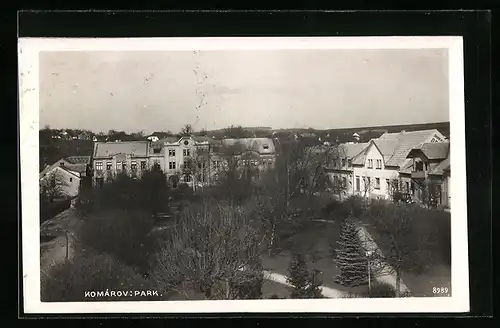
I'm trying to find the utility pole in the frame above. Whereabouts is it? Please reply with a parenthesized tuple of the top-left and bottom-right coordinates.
(65, 231, 69, 261)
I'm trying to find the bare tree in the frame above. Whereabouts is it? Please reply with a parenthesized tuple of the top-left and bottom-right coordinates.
(151, 201, 263, 300)
(180, 124, 194, 136)
(360, 204, 414, 297)
(40, 170, 70, 202)
(277, 142, 335, 205)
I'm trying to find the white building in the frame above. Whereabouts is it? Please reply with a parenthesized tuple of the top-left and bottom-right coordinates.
(40, 165, 81, 199)
(327, 129, 447, 200)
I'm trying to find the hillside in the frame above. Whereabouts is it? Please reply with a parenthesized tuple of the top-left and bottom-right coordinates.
(273, 122, 450, 143)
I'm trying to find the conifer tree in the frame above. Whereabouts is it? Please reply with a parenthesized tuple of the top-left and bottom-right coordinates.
(306, 269, 323, 298)
(334, 218, 370, 287)
(287, 253, 310, 298)
(287, 254, 324, 299)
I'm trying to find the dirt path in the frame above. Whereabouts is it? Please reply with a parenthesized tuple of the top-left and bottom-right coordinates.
(40, 207, 81, 272)
(263, 270, 347, 298)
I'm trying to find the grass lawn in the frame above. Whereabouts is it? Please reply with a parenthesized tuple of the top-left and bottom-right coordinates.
(261, 220, 368, 295)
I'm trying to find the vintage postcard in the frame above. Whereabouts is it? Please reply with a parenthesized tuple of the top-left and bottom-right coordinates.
(19, 36, 469, 314)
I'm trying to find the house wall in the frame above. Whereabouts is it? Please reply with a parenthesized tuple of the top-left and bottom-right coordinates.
(40, 166, 81, 198)
(93, 155, 149, 184)
(351, 143, 399, 199)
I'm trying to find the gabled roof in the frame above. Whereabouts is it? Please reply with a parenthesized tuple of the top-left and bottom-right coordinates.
(407, 142, 450, 160)
(93, 141, 149, 158)
(429, 156, 450, 176)
(40, 164, 80, 180)
(366, 129, 445, 168)
(220, 138, 276, 155)
(337, 142, 370, 160)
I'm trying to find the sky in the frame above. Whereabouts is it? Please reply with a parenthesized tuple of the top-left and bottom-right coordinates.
(39, 49, 449, 134)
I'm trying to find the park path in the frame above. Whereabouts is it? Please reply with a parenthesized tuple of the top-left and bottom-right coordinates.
(312, 219, 411, 295)
(262, 270, 347, 298)
(40, 207, 81, 272)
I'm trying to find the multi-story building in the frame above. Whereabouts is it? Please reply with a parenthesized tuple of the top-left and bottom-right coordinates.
(91, 136, 277, 189)
(403, 142, 450, 207)
(92, 141, 150, 188)
(325, 129, 448, 200)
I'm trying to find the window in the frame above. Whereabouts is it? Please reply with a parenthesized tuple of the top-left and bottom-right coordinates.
(69, 177, 73, 182)
(122, 162, 127, 170)
(60, 162, 65, 167)
(116, 162, 121, 170)
(415, 161, 424, 171)
(367, 159, 373, 168)
(185, 174, 192, 182)
(141, 161, 146, 169)
(366, 177, 371, 187)
(342, 177, 347, 187)
(425, 162, 429, 171)
(355, 176, 360, 191)
(183, 149, 190, 156)
(153, 148, 161, 154)
(184, 140, 189, 146)
(386, 179, 390, 191)
(406, 181, 410, 192)
(131, 161, 137, 170)
(106, 162, 112, 171)
(375, 178, 380, 190)
(183, 161, 188, 169)
(95, 162, 103, 171)
(341, 158, 346, 167)
(376, 159, 382, 169)
(169, 161, 176, 170)
(169, 149, 175, 156)
(347, 159, 352, 167)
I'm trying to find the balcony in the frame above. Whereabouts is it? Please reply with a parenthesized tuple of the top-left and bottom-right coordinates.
(411, 170, 426, 179)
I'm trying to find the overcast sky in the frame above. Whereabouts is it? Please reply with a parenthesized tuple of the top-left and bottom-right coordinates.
(39, 49, 449, 134)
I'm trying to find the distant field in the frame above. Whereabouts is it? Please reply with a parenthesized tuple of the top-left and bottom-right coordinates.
(39, 139, 94, 169)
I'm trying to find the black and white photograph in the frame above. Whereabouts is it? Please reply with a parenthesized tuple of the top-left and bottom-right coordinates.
(19, 36, 469, 313)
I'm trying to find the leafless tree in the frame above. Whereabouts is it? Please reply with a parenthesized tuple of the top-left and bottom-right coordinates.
(151, 201, 263, 300)
(40, 170, 70, 202)
(180, 124, 194, 136)
(360, 204, 415, 297)
(277, 142, 335, 206)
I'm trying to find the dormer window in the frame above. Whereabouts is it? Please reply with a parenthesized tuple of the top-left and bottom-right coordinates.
(60, 162, 65, 166)
(263, 145, 269, 150)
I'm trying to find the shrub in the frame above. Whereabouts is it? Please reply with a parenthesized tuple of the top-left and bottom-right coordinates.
(353, 282, 396, 298)
(41, 252, 161, 302)
(78, 209, 157, 275)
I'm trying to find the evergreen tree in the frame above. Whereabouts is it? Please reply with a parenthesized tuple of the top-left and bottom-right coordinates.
(306, 269, 323, 298)
(287, 254, 324, 299)
(287, 253, 310, 298)
(334, 218, 370, 287)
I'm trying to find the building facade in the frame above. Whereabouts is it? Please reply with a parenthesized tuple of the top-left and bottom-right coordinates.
(91, 137, 277, 189)
(40, 165, 81, 199)
(325, 129, 448, 200)
(404, 142, 450, 207)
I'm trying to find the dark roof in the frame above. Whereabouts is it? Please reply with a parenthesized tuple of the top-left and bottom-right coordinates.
(418, 142, 450, 160)
(220, 138, 276, 155)
(65, 156, 91, 164)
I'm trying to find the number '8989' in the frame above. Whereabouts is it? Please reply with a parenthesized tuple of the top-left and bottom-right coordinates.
(432, 287, 449, 294)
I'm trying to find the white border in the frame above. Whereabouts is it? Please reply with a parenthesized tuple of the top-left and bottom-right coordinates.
(19, 36, 469, 314)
